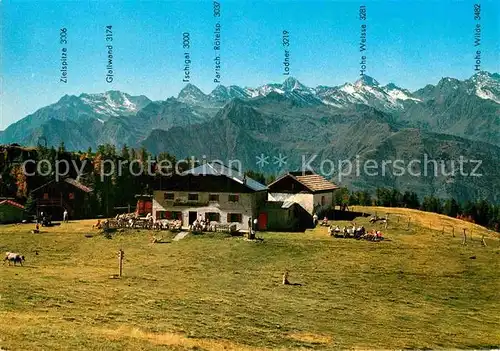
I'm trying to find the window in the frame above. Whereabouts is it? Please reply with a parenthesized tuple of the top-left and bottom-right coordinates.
(158, 211, 182, 220)
(206, 212, 220, 222)
(228, 194, 239, 202)
(188, 193, 199, 201)
(321, 196, 326, 206)
(69, 192, 75, 200)
(43, 193, 49, 200)
(227, 213, 242, 223)
(209, 194, 219, 202)
(164, 192, 174, 200)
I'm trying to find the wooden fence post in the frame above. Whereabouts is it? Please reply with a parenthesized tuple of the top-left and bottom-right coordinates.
(481, 235, 487, 247)
(397, 216, 400, 224)
(462, 229, 467, 245)
(407, 217, 411, 230)
(452, 227, 455, 237)
(118, 249, 124, 277)
(442, 226, 445, 235)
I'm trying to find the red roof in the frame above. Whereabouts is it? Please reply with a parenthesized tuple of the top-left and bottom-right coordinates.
(0, 200, 25, 210)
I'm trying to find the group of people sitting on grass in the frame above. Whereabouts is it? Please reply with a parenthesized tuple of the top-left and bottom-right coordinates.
(115, 212, 140, 227)
(190, 218, 217, 232)
(328, 223, 384, 241)
(153, 219, 182, 231)
(189, 218, 239, 234)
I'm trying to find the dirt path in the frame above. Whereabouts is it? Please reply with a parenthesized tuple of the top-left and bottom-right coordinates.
(173, 231, 189, 241)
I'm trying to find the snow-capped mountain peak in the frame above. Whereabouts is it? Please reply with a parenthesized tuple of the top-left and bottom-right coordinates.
(315, 76, 421, 109)
(469, 71, 500, 104)
(245, 83, 283, 98)
(177, 84, 209, 104)
(209, 85, 229, 100)
(209, 85, 250, 101)
(173, 71, 498, 109)
(383, 83, 421, 102)
(384, 83, 402, 91)
(282, 77, 308, 92)
(78, 91, 151, 117)
(244, 77, 317, 104)
(355, 75, 380, 87)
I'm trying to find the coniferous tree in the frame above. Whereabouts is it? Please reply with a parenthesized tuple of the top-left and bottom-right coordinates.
(130, 148, 137, 161)
(139, 146, 149, 164)
(421, 196, 440, 213)
(334, 187, 350, 206)
(359, 191, 372, 206)
(24, 193, 36, 215)
(244, 170, 266, 185)
(58, 141, 66, 154)
(266, 174, 276, 185)
(376, 187, 393, 207)
(443, 198, 461, 218)
(121, 144, 130, 160)
(348, 191, 358, 205)
(476, 199, 491, 226)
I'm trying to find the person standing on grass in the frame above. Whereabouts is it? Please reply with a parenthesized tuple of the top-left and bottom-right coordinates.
(313, 213, 318, 226)
(63, 209, 68, 223)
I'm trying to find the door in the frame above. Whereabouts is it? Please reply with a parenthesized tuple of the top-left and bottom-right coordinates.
(258, 212, 268, 230)
(188, 211, 197, 225)
(136, 200, 144, 215)
(145, 200, 152, 214)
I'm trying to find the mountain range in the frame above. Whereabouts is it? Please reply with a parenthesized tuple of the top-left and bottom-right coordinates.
(1, 71, 499, 202)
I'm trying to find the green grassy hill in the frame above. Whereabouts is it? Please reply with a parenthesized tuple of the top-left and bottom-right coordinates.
(1, 208, 499, 350)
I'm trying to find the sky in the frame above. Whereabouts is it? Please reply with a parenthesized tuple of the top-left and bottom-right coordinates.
(1, 0, 499, 130)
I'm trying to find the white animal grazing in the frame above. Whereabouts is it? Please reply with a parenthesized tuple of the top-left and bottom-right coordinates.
(4, 252, 25, 266)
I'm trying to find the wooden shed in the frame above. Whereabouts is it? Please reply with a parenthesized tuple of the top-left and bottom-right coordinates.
(268, 171, 338, 215)
(258, 200, 312, 232)
(30, 177, 93, 220)
(0, 199, 25, 224)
